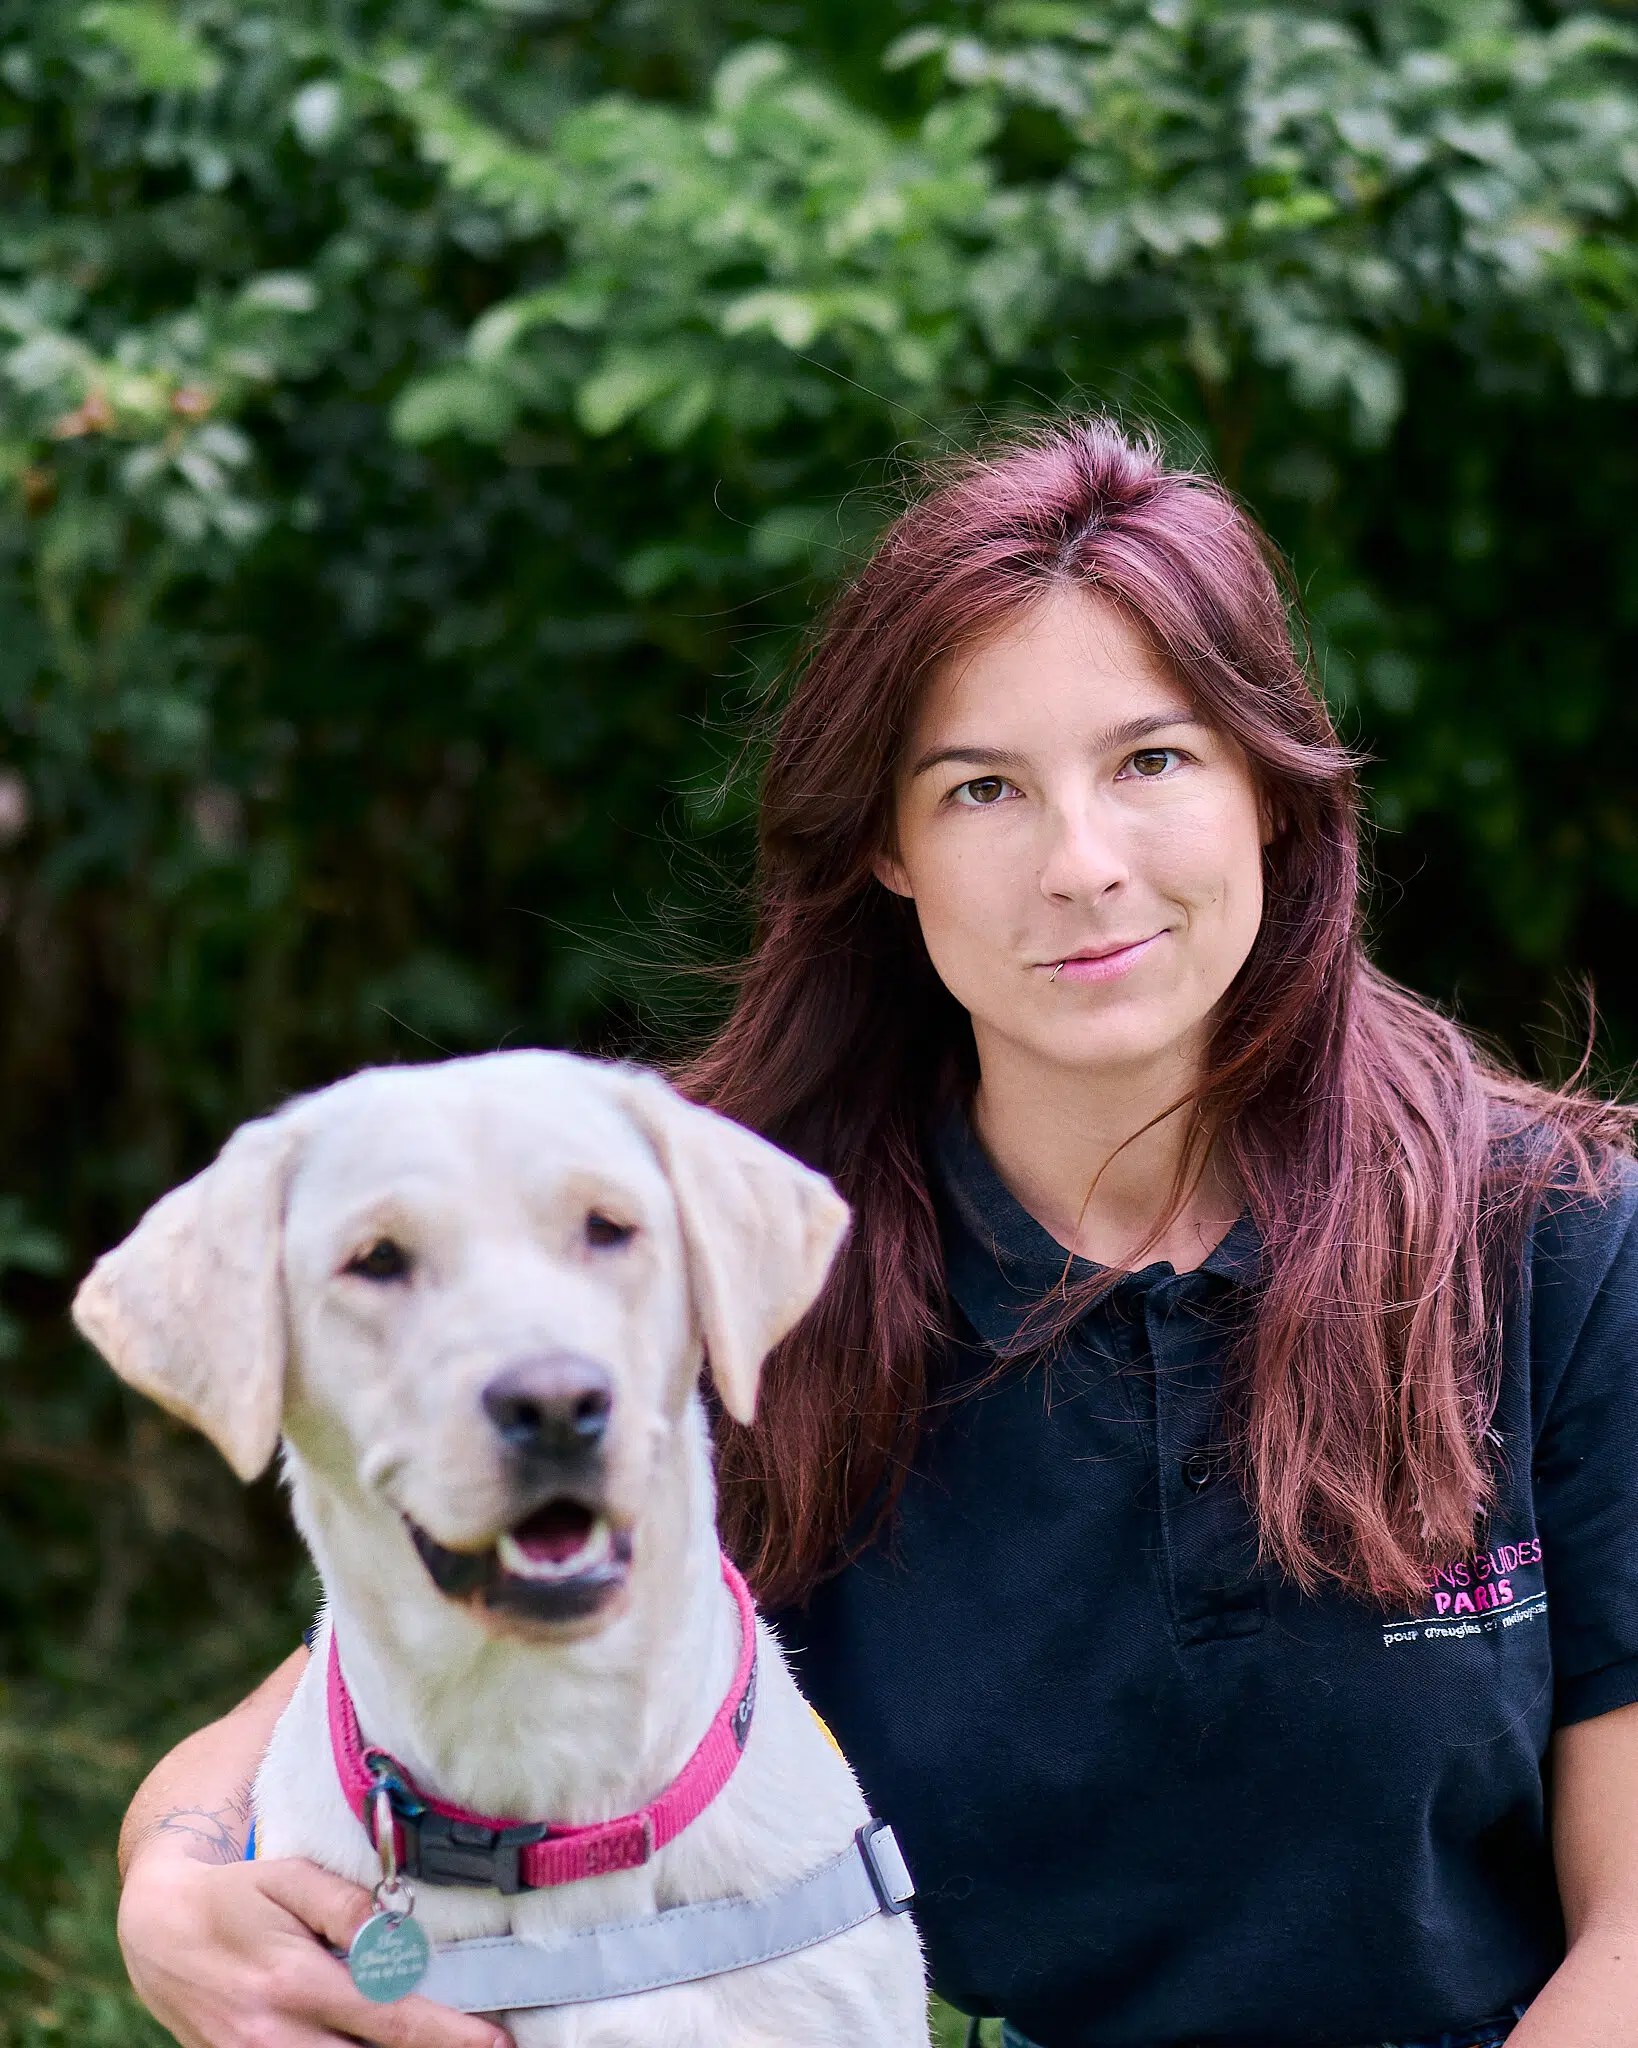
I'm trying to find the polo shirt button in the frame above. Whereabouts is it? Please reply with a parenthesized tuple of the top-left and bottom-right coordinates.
(1181, 1447, 1217, 1491)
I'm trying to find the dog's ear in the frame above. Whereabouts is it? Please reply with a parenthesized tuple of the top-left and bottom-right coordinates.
(71, 1110, 304, 1481)
(618, 1073, 850, 1425)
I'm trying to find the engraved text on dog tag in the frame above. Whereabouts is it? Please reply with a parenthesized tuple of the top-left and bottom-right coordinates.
(348, 1909, 431, 2003)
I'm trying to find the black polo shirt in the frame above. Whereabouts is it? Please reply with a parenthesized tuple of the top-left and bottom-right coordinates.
(773, 1116, 1638, 2047)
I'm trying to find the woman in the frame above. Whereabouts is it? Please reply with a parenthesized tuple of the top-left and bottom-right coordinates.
(112, 420, 1638, 2048)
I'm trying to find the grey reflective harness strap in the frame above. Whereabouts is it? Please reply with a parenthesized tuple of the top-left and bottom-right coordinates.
(416, 1822, 915, 2016)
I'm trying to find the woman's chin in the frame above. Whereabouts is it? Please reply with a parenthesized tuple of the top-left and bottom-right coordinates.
(982, 1015, 1198, 1083)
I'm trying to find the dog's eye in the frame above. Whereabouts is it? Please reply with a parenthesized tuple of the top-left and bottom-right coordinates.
(345, 1238, 412, 1283)
(585, 1213, 635, 1250)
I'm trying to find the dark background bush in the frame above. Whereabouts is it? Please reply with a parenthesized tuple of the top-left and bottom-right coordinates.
(1, 0, 1635, 2036)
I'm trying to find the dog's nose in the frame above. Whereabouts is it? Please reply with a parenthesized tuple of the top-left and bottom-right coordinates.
(481, 1355, 613, 1462)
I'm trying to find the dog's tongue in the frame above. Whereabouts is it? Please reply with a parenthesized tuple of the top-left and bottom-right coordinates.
(508, 1499, 596, 1566)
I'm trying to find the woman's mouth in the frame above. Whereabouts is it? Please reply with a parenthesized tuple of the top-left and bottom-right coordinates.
(1041, 933, 1165, 984)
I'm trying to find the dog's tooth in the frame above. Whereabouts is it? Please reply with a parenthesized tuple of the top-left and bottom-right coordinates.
(496, 1518, 612, 1583)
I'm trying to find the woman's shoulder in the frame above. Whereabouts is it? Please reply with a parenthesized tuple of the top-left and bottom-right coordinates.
(1494, 1111, 1638, 1391)
(1485, 1094, 1638, 1235)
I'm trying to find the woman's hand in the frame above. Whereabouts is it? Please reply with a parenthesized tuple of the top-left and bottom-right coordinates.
(116, 1652, 509, 2048)
(117, 1847, 511, 2048)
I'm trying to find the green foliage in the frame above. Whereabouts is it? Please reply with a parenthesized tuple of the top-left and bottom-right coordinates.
(0, 0, 1636, 2033)
(933, 1994, 978, 2045)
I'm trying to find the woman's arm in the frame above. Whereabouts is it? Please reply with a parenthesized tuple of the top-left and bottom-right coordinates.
(118, 1652, 510, 2048)
(120, 1648, 299, 1875)
(1511, 1698, 1638, 2044)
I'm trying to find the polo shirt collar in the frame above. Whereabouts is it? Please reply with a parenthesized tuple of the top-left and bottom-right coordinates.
(931, 1108, 1262, 1357)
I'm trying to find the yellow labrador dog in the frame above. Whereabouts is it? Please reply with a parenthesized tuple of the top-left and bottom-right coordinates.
(75, 1052, 928, 2048)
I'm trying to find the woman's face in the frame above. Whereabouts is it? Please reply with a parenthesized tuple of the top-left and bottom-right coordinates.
(876, 584, 1268, 1090)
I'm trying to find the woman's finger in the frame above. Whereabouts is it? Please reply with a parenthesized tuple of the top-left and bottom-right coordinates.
(253, 1858, 377, 1953)
(251, 1861, 512, 2048)
(250, 1942, 513, 2048)
(338, 1988, 514, 2048)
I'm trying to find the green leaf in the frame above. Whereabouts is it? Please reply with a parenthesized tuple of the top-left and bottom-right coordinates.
(884, 28, 951, 73)
(1248, 192, 1340, 236)
(236, 273, 319, 315)
(712, 42, 789, 114)
(720, 291, 821, 350)
(390, 369, 519, 444)
(646, 377, 716, 448)
(290, 79, 345, 150)
(921, 94, 1002, 159)
(575, 356, 679, 437)
(469, 284, 609, 363)
(80, 2, 221, 92)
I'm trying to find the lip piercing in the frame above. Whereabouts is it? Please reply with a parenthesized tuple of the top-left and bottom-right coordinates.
(1050, 961, 1064, 982)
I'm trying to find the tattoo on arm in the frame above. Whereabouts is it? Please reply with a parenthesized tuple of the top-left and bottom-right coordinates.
(150, 1785, 254, 1866)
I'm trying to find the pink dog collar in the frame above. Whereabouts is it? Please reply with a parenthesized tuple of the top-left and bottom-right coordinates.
(327, 1552, 759, 1893)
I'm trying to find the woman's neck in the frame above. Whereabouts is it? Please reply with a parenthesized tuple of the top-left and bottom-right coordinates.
(970, 1029, 1240, 1273)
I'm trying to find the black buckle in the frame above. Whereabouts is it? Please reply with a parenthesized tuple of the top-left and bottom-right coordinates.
(365, 1760, 549, 1896)
(399, 1805, 550, 1895)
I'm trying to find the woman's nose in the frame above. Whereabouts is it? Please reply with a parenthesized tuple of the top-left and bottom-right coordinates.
(1037, 802, 1129, 903)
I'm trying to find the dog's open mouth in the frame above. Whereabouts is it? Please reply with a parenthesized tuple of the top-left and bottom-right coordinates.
(407, 1498, 632, 1627)
(497, 1498, 614, 1582)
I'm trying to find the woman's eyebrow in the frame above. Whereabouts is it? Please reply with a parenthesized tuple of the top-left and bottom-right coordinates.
(909, 711, 1203, 780)
(909, 744, 1030, 778)
(1091, 710, 1204, 753)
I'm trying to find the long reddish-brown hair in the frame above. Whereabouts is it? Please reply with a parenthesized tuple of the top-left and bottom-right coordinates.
(680, 417, 1631, 1612)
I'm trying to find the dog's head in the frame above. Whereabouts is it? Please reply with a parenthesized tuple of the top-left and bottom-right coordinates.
(72, 1052, 848, 1639)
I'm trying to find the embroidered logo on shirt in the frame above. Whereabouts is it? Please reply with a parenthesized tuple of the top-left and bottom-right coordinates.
(1381, 1537, 1547, 1647)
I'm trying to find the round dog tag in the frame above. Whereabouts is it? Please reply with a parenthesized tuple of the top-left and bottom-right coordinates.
(347, 1910, 430, 2004)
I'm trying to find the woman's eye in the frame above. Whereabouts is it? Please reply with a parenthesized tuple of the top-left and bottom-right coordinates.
(1125, 748, 1179, 779)
(952, 776, 1016, 807)
(585, 1213, 636, 1249)
(345, 1239, 411, 1283)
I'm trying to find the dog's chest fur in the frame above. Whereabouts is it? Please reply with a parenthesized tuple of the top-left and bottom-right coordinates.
(254, 1612, 927, 2048)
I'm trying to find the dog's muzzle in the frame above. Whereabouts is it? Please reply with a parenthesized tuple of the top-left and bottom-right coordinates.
(407, 1351, 633, 1624)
